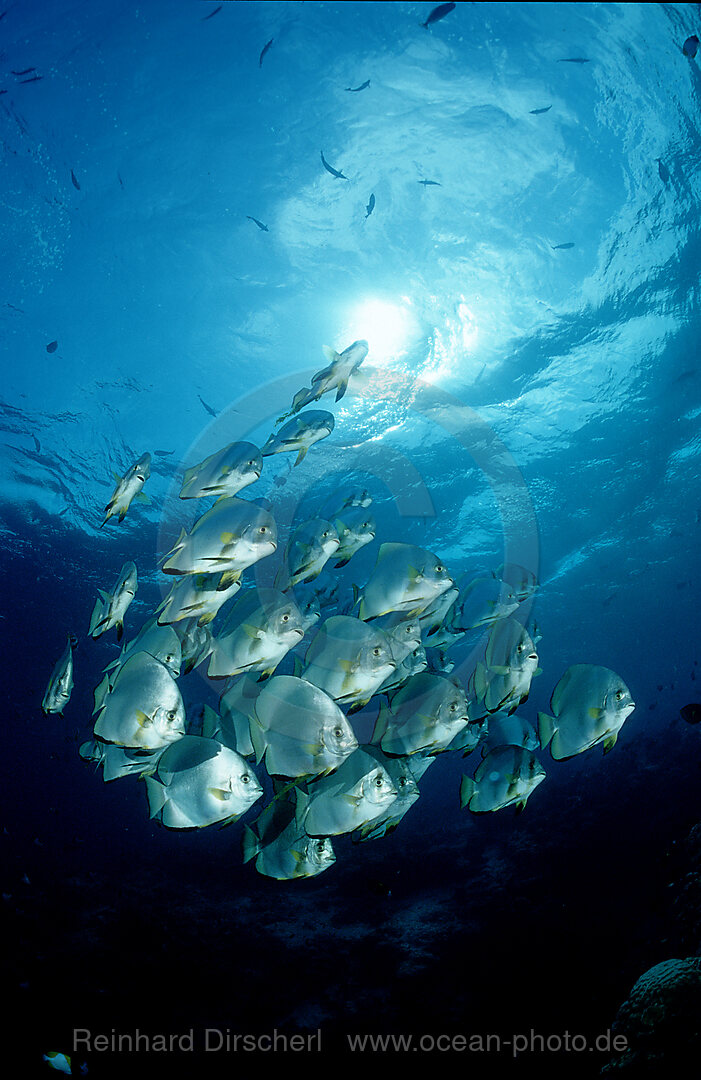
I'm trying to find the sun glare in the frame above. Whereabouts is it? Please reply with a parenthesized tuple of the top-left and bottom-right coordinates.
(344, 298, 417, 366)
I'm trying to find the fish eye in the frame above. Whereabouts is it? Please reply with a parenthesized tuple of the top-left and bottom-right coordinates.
(241, 773, 250, 784)
(374, 775, 384, 787)
(166, 654, 174, 663)
(316, 841, 326, 852)
(167, 710, 176, 721)
(333, 727, 344, 738)
(449, 702, 458, 712)
(373, 647, 381, 656)
(282, 613, 289, 622)
(517, 643, 525, 653)
(615, 689, 624, 700)
(399, 777, 407, 788)
(259, 526, 268, 533)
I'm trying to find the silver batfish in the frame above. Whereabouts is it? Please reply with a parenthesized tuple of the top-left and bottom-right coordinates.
(208, 587, 306, 679)
(373, 671, 469, 756)
(377, 644, 428, 695)
(538, 664, 635, 760)
(460, 745, 545, 813)
(80, 739, 163, 783)
(332, 507, 376, 568)
(93, 652, 186, 750)
(249, 674, 358, 778)
(94, 618, 182, 712)
(162, 497, 277, 576)
(42, 633, 77, 716)
(301, 614, 396, 710)
(101, 452, 151, 527)
(156, 570, 241, 626)
(276, 518, 340, 589)
(261, 410, 335, 467)
(144, 734, 262, 828)
(480, 712, 540, 755)
(174, 618, 215, 674)
(179, 441, 262, 500)
(452, 574, 520, 631)
(300, 747, 397, 837)
(277, 340, 368, 422)
(88, 561, 138, 641)
(351, 746, 420, 842)
(214, 676, 265, 757)
(243, 785, 336, 880)
(358, 542, 454, 620)
(472, 617, 539, 714)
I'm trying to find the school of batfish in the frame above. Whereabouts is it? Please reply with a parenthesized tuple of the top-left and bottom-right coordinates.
(42, 338, 636, 880)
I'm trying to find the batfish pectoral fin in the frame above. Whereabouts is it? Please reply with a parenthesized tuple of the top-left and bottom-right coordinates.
(537, 711, 556, 750)
(459, 775, 475, 809)
(145, 777, 168, 818)
(208, 787, 231, 802)
(602, 732, 618, 754)
(218, 570, 241, 590)
(242, 823, 260, 863)
(294, 447, 308, 467)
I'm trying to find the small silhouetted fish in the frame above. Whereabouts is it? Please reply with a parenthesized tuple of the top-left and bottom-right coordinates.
(418, 179, 441, 186)
(530, 106, 552, 114)
(46, 340, 58, 353)
(12, 68, 35, 76)
(70, 169, 80, 190)
(683, 35, 699, 58)
(557, 57, 590, 64)
(421, 2, 456, 29)
(202, 4, 222, 19)
(552, 242, 575, 250)
(680, 703, 701, 724)
(118, 171, 124, 188)
(657, 159, 670, 183)
(32, 435, 41, 453)
(154, 449, 174, 457)
(247, 215, 269, 232)
(273, 474, 287, 488)
(321, 150, 348, 179)
(19, 75, 42, 83)
(58, 507, 69, 517)
(345, 80, 370, 92)
(198, 395, 218, 418)
(365, 193, 375, 220)
(0, 90, 6, 96)
(259, 38, 273, 68)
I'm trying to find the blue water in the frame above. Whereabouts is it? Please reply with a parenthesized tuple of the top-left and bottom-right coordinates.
(2, 1, 701, 1074)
